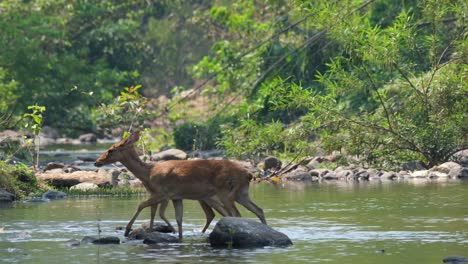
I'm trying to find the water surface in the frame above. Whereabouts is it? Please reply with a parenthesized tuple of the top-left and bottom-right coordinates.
(1, 180, 467, 264)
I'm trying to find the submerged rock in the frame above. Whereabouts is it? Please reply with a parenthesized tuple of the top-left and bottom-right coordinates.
(443, 256, 468, 263)
(24, 197, 50, 203)
(209, 217, 292, 248)
(82, 236, 120, 244)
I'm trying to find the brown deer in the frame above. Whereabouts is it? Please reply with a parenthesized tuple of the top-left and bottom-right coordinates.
(148, 195, 229, 234)
(94, 131, 266, 241)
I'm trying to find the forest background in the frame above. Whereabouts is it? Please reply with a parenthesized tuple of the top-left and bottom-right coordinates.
(0, 0, 466, 171)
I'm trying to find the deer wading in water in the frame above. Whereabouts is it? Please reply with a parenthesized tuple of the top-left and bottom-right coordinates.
(94, 131, 266, 241)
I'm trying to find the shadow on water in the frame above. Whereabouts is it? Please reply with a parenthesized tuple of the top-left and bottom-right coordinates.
(1, 179, 467, 263)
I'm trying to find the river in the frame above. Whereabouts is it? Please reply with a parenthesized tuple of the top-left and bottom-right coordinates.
(0, 179, 466, 264)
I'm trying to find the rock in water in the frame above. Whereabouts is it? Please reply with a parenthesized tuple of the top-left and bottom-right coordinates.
(209, 217, 292, 248)
(42, 190, 67, 200)
(443, 256, 468, 263)
(81, 236, 120, 244)
(143, 232, 179, 244)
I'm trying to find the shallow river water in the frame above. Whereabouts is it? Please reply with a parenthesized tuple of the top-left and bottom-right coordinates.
(1, 180, 467, 264)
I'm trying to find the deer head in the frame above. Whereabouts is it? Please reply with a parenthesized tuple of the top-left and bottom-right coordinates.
(94, 131, 141, 167)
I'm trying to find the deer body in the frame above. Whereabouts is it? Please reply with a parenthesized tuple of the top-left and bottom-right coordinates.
(95, 132, 266, 241)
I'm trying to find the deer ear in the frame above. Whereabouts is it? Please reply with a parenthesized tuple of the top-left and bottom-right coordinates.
(124, 131, 141, 146)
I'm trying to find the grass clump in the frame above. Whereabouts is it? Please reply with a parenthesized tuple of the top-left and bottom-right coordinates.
(0, 161, 43, 199)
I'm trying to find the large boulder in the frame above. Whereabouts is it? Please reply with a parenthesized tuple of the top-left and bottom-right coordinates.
(449, 167, 468, 179)
(151, 149, 188, 161)
(37, 170, 111, 188)
(209, 217, 292, 248)
(451, 150, 468, 167)
(431, 162, 461, 174)
(0, 189, 15, 203)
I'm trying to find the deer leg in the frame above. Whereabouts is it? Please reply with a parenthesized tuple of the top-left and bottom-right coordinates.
(198, 200, 215, 233)
(158, 200, 176, 233)
(219, 192, 241, 217)
(235, 187, 267, 225)
(125, 197, 162, 236)
(149, 204, 158, 230)
(172, 199, 183, 242)
(203, 195, 229, 216)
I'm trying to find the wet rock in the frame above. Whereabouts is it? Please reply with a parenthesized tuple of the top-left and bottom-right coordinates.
(355, 169, 370, 180)
(128, 223, 175, 240)
(367, 169, 381, 180)
(43, 162, 66, 171)
(63, 239, 80, 247)
(427, 171, 449, 179)
(0, 190, 15, 203)
(79, 133, 97, 143)
(151, 149, 187, 161)
(209, 217, 292, 248)
(448, 167, 468, 179)
(42, 190, 67, 200)
(431, 162, 461, 174)
(262, 156, 282, 171)
(451, 150, 468, 167)
(24, 197, 50, 203)
(336, 169, 354, 180)
(141, 222, 174, 233)
(380, 171, 398, 180)
(143, 232, 179, 244)
(70, 182, 99, 191)
(320, 170, 338, 180)
(82, 236, 120, 244)
(409, 170, 429, 178)
(283, 166, 315, 181)
(443, 256, 468, 263)
(305, 156, 325, 170)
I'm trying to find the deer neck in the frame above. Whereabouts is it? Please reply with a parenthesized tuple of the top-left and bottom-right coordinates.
(119, 147, 151, 183)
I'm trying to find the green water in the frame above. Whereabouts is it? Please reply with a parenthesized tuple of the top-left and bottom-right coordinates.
(1, 180, 467, 264)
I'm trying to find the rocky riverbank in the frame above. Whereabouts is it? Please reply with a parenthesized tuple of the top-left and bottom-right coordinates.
(1, 127, 467, 201)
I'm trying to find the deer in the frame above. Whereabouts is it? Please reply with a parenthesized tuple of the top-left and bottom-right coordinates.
(94, 131, 266, 241)
(148, 194, 229, 234)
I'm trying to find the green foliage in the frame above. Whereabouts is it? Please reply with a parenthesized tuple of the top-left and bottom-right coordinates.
(200, 0, 466, 168)
(173, 118, 224, 151)
(91, 85, 153, 136)
(0, 161, 40, 199)
(22, 104, 46, 170)
(23, 105, 46, 136)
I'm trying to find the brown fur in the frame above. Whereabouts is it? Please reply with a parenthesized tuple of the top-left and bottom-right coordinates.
(95, 132, 266, 241)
